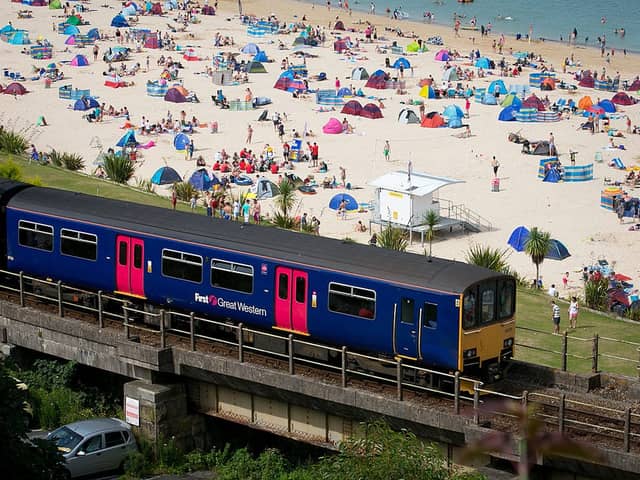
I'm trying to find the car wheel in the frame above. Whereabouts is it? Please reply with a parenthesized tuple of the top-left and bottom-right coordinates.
(62, 468, 72, 480)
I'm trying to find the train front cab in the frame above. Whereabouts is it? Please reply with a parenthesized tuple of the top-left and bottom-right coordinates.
(459, 277, 516, 381)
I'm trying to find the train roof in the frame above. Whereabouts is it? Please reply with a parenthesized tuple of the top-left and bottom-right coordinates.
(6, 184, 506, 293)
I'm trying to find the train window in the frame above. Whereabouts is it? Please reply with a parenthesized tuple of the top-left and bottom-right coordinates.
(462, 290, 477, 329)
(400, 298, 414, 324)
(278, 273, 288, 300)
(133, 245, 143, 269)
(480, 286, 495, 324)
(18, 220, 53, 252)
(295, 277, 306, 303)
(162, 249, 202, 283)
(60, 229, 97, 261)
(498, 279, 515, 319)
(328, 282, 376, 320)
(423, 302, 438, 329)
(118, 241, 127, 266)
(211, 259, 253, 294)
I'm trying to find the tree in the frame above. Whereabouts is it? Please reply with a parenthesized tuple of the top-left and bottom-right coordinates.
(0, 359, 66, 480)
(273, 180, 298, 228)
(423, 210, 439, 260)
(465, 244, 512, 273)
(524, 227, 551, 287)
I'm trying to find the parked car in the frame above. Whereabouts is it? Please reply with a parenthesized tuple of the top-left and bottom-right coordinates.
(47, 418, 137, 478)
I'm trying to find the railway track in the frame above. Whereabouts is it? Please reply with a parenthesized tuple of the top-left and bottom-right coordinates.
(1, 281, 639, 455)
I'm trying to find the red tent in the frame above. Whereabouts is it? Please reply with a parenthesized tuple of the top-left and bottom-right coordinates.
(273, 77, 290, 90)
(322, 117, 344, 134)
(150, 2, 162, 14)
(341, 99, 363, 116)
(334, 38, 350, 52)
(522, 94, 546, 111)
(627, 79, 640, 91)
(421, 112, 445, 128)
(334, 20, 345, 30)
(360, 103, 383, 119)
(3, 82, 27, 95)
(611, 92, 635, 105)
(578, 72, 595, 88)
(365, 74, 387, 89)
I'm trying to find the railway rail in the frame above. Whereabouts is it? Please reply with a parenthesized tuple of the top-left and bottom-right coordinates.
(1, 269, 639, 455)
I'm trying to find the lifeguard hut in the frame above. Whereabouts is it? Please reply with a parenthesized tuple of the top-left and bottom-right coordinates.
(368, 170, 490, 243)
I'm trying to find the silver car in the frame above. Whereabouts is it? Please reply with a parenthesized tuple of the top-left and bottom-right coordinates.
(47, 418, 137, 478)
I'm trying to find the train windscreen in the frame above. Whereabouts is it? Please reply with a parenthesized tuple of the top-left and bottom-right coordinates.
(462, 278, 515, 329)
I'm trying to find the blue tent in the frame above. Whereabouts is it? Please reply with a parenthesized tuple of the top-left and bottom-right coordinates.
(151, 166, 181, 185)
(253, 96, 271, 106)
(597, 99, 616, 113)
(0, 24, 15, 35)
(63, 24, 80, 35)
(543, 168, 561, 183)
(442, 104, 464, 120)
(189, 168, 218, 190)
(173, 133, 190, 151)
(475, 57, 490, 69)
(392, 57, 411, 69)
(371, 69, 385, 77)
(73, 96, 100, 111)
(111, 14, 129, 27)
(507, 226, 529, 252)
(337, 87, 352, 97)
(8, 31, 30, 45)
(87, 28, 100, 39)
(329, 193, 358, 211)
(279, 69, 295, 79)
(448, 118, 463, 128)
(546, 239, 570, 260)
(116, 130, 138, 147)
(241, 42, 260, 54)
(498, 106, 518, 121)
(121, 5, 138, 16)
(164, 0, 177, 9)
(253, 50, 268, 62)
(482, 93, 498, 105)
(488, 79, 507, 95)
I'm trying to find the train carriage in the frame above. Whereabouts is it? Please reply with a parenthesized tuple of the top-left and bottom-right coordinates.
(0, 180, 515, 380)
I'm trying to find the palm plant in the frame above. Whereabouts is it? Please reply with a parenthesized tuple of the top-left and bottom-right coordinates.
(377, 223, 408, 252)
(423, 210, 439, 260)
(173, 182, 199, 202)
(465, 244, 512, 273)
(103, 153, 135, 184)
(60, 152, 84, 171)
(524, 227, 551, 287)
(274, 179, 296, 219)
(0, 125, 29, 155)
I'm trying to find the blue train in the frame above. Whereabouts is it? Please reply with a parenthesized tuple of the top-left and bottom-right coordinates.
(0, 179, 515, 380)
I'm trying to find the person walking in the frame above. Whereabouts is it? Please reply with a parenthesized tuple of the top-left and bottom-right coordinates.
(339, 166, 347, 187)
(242, 199, 251, 223)
(549, 132, 556, 156)
(171, 187, 177, 210)
(246, 123, 253, 144)
(551, 300, 561, 334)
(568, 296, 579, 329)
(465, 96, 471, 118)
(491, 156, 499, 176)
(383, 140, 391, 161)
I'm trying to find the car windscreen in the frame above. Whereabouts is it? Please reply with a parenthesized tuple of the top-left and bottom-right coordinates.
(48, 426, 83, 453)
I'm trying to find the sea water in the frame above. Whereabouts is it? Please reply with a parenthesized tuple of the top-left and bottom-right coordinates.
(304, 0, 640, 52)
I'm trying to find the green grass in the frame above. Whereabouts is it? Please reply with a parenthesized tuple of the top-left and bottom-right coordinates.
(3, 153, 640, 377)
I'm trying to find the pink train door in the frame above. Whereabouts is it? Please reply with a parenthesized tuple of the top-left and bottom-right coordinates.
(274, 267, 308, 334)
(115, 235, 145, 298)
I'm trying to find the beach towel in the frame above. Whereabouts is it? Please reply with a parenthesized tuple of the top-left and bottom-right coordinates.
(139, 140, 156, 149)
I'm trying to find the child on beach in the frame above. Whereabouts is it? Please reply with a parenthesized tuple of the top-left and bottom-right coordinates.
(569, 297, 579, 329)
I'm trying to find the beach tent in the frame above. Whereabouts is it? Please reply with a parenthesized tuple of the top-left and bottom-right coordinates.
(584, 105, 605, 117)
(64, 34, 76, 45)
(164, 87, 187, 102)
(530, 141, 551, 155)
(254, 96, 271, 106)
(442, 67, 458, 82)
(286, 79, 306, 92)
(173, 133, 190, 150)
(509, 84, 530, 96)
(481, 93, 498, 105)
(0, 24, 15, 36)
(104, 73, 126, 88)
(341, 100, 362, 115)
(418, 78, 432, 87)
(121, 5, 138, 16)
(241, 42, 260, 55)
(365, 73, 387, 89)
(579, 73, 595, 88)
(337, 87, 352, 97)
(253, 51, 268, 62)
(279, 69, 295, 79)
(419, 85, 436, 99)
(406, 41, 425, 53)
(334, 20, 345, 31)
(546, 239, 570, 260)
(66, 15, 82, 26)
(70, 54, 89, 66)
(273, 77, 290, 90)
(421, 112, 445, 128)
(189, 168, 215, 191)
(442, 104, 464, 121)
(434, 49, 449, 61)
(498, 106, 518, 121)
(151, 166, 181, 185)
(164, 0, 177, 9)
(507, 226, 530, 252)
(351, 66, 369, 80)
(49, 0, 62, 8)
(8, 31, 30, 45)
(329, 193, 358, 211)
(62, 25, 80, 35)
(116, 130, 138, 147)
(392, 57, 411, 69)
(322, 117, 344, 134)
(150, 2, 163, 14)
(522, 94, 545, 111)
(500, 93, 522, 108)
(3, 82, 27, 95)
(398, 108, 419, 124)
(543, 167, 562, 183)
(371, 69, 385, 77)
(361, 103, 383, 119)
(183, 48, 200, 61)
(475, 57, 491, 69)
(611, 92, 635, 105)
(577, 95, 593, 110)
(292, 36, 307, 46)
(333, 38, 350, 53)
(541, 77, 556, 90)
(246, 61, 267, 73)
(488, 79, 507, 95)
(111, 15, 129, 27)
(73, 96, 99, 111)
(627, 79, 640, 92)
(251, 178, 280, 199)
(597, 99, 616, 113)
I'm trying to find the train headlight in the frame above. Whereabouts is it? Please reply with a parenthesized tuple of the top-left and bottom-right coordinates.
(463, 348, 477, 359)
(503, 338, 514, 348)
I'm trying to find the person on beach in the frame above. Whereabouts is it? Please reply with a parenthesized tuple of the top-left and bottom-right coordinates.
(491, 156, 499, 176)
(171, 187, 177, 210)
(383, 140, 390, 161)
(339, 166, 347, 186)
(551, 300, 561, 334)
(569, 297, 579, 329)
(246, 123, 253, 143)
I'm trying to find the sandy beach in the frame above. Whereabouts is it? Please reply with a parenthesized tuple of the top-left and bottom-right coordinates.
(1, 0, 639, 296)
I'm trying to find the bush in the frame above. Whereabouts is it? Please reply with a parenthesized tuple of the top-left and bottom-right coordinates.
(103, 153, 135, 184)
(273, 211, 297, 229)
(173, 181, 198, 202)
(465, 244, 512, 273)
(135, 177, 156, 193)
(377, 223, 408, 252)
(0, 125, 29, 155)
(584, 277, 608, 310)
(0, 159, 24, 180)
(61, 152, 84, 171)
(48, 149, 64, 167)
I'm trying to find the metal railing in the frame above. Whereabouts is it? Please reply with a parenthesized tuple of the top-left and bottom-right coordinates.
(439, 198, 493, 232)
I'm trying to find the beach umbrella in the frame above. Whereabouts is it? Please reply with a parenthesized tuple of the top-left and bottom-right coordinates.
(507, 226, 530, 252)
(151, 166, 181, 185)
(546, 239, 570, 260)
(329, 193, 358, 211)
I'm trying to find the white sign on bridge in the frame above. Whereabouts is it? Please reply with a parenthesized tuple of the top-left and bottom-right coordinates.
(125, 397, 140, 426)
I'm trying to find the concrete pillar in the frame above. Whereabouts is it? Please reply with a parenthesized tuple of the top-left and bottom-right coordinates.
(124, 380, 206, 452)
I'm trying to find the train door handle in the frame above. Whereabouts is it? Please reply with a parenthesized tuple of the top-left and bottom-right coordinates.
(410, 330, 416, 334)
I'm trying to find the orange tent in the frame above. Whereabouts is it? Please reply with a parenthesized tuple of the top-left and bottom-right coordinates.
(578, 95, 593, 110)
(418, 78, 432, 87)
(421, 112, 445, 128)
(541, 77, 556, 90)
(173, 86, 189, 96)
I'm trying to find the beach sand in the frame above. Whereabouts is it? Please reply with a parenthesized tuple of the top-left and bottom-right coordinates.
(1, 0, 639, 295)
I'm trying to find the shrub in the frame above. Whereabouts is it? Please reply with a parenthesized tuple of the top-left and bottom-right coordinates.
(48, 149, 64, 167)
(584, 277, 608, 310)
(377, 223, 408, 252)
(0, 125, 29, 154)
(465, 244, 512, 273)
(272, 211, 297, 229)
(61, 152, 84, 171)
(135, 177, 156, 193)
(173, 181, 199, 202)
(0, 159, 23, 180)
(103, 153, 135, 184)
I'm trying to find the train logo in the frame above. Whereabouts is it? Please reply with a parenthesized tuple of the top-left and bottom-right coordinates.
(195, 292, 268, 317)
